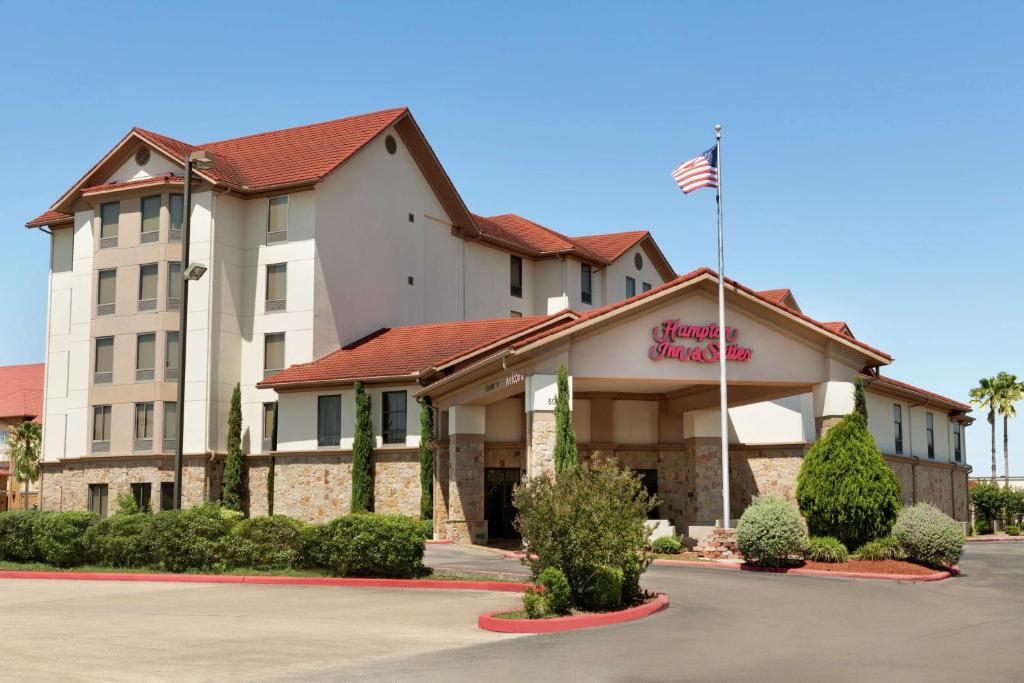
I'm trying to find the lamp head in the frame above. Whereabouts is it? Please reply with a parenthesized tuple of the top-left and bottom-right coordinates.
(189, 149, 215, 170)
(184, 262, 208, 281)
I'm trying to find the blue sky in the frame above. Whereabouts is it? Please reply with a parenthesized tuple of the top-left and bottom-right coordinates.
(1, 1, 1021, 473)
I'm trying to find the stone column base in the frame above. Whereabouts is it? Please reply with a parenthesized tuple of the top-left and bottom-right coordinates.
(444, 520, 488, 545)
(695, 527, 740, 560)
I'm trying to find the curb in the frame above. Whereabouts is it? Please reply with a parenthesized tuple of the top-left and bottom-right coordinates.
(479, 593, 669, 633)
(503, 551, 537, 560)
(965, 536, 1024, 543)
(425, 539, 454, 545)
(652, 558, 958, 583)
(0, 570, 530, 592)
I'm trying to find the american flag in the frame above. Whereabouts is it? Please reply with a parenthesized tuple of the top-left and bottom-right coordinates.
(672, 146, 718, 194)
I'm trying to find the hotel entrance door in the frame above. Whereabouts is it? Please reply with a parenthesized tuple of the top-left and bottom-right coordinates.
(485, 468, 521, 539)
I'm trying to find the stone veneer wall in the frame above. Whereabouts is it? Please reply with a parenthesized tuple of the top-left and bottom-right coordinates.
(446, 435, 486, 544)
(580, 447, 690, 530)
(246, 450, 421, 523)
(39, 455, 222, 512)
(883, 455, 970, 522)
(526, 412, 556, 478)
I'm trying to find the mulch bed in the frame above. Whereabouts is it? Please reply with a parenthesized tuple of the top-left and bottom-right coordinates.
(799, 559, 937, 576)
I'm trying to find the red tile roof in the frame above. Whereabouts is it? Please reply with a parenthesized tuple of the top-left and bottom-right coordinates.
(0, 363, 44, 423)
(570, 231, 649, 262)
(822, 321, 853, 338)
(81, 174, 184, 195)
(473, 214, 603, 261)
(757, 289, 793, 306)
(25, 210, 72, 228)
(863, 374, 971, 412)
(260, 315, 558, 388)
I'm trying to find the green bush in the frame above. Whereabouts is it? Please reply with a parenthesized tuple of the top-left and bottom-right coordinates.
(150, 503, 237, 572)
(1002, 488, 1024, 527)
(736, 496, 806, 567)
(853, 536, 907, 561)
(970, 482, 1004, 526)
(85, 513, 156, 567)
(317, 514, 424, 578)
(651, 536, 683, 554)
(892, 503, 965, 569)
(523, 587, 545, 619)
(578, 565, 623, 611)
(34, 512, 98, 567)
(538, 567, 571, 616)
(1005, 525, 1020, 536)
(223, 516, 303, 570)
(514, 463, 654, 609)
(805, 536, 848, 563)
(116, 493, 140, 515)
(0, 511, 41, 562)
(974, 519, 993, 536)
(415, 518, 433, 542)
(297, 523, 329, 568)
(796, 408, 902, 550)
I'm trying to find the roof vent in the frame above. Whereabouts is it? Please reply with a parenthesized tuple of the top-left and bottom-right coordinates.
(634, 253, 644, 271)
(135, 147, 151, 166)
(385, 134, 397, 155)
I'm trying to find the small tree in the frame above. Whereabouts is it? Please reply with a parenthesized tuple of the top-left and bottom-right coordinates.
(221, 384, 244, 512)
(796, 403, 902, 550)
(969, 481, 1004, 529)
(418, 399, 434, 520)
(351, 381, 374, 513)
(8, 420, 41, 510)
(553, 364, 578, 476)
(267, 402, 278, 516)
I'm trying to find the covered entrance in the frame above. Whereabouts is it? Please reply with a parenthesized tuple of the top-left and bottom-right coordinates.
(485, 467, 521, 539)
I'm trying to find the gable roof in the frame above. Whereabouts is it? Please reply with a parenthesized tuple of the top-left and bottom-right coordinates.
(757, 288, 801, 313)
(0, 363, 44, 423)
(571, 231, 649, 262)
(862, 373, 971, 413)
(259, 315, 564, 389)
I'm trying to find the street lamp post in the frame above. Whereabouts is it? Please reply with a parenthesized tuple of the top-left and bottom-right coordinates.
(173, 150, 214, 510)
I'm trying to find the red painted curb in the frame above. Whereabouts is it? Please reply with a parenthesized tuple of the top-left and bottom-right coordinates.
(479, 593, 669, 633)
(0, 570, 529, 592)
(652, 558, 957, 583)
(965, 536, 1024, 543)
(425, 539, 454, 545)
(504, 551, 537, 560)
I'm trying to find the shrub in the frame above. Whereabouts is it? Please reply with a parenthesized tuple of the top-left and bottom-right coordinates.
(974, 519, 993, 536)
(0, 511, 40, 562)
(415, 518, 433, 542)
(1003, 488, 1024, 527)
(523, 587, 545, 619)
(116, 493, 140, 516)
(150, 503, 237, 572)
(317, 514, 424, 578)
(553, 363, 578, 475)
(578, 565, 623, 611)
(538, 567, 571, 616)
(736, 496, 806, 567)
(1005, 525, 1020, 536)
(651, 536, 683, 554)
(805, 536, 848, 563)
(970, 482, 1004, 526)
(853, 536, 907, 561)
(351, 381, 374, 513)
(892, 503, 965, 569)
(514, 463, 654, 609)
(796, 407, 902, 550)
(33, 512, 98, 567)
(221, 383, 244, 512)
(223, 516, 303, 570)
(297, 524, 329, 569)
(85, 513, 156, 567)
(419, 400, 433, 520)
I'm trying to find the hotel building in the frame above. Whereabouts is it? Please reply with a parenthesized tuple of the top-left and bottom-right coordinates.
(26, 108, 971, 541)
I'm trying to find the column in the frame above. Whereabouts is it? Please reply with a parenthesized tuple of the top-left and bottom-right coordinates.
(446, 405, 486, 545)
(524, 373, 567, 479)
(812, 380, 854, 439)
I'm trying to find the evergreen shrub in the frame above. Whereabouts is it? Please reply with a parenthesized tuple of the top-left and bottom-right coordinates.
(892, 503, 965, 569)
(736, 495, 806, 567)
(969, 482, 1004, 527)
(578, 565, 623, 611)
(537, 567, 571, 616)
(651, 536, 683, 554)
(317, 514, 424, 578)
(1005, 525, 1020, 536)
(223, 515, 303, 570)
(85, 513, 156, 567)
(0, 511, 40, 562)
(33, 512, 98, 567)
(150, 503, 237, 572)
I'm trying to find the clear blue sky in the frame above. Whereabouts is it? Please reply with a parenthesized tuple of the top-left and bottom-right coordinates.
(1, 1, 1021, 473)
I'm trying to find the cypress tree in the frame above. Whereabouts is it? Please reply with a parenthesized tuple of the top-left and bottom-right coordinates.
(419, 398, 434, 520)
(267, 402, 278, 515)
(351, 381, 374, 513)
(796, 407, 902, 549)
(553, 363, 578, 476)
(853, 375, 868, 420)
(221, 383, 244, 512)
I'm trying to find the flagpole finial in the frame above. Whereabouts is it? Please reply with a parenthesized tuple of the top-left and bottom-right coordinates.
(715, 124, 721, 138)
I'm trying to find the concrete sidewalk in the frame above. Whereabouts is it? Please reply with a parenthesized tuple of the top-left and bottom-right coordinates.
(425, 543, 530, 580)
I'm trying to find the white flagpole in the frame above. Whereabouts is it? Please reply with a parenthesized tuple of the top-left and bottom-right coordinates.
(715, 123, 730, 529)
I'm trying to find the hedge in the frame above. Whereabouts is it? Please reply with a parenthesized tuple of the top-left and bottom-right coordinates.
(0, 507, 428, 578)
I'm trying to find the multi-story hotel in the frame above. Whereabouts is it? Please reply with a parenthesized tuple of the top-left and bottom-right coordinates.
(26, 108, 971, 542)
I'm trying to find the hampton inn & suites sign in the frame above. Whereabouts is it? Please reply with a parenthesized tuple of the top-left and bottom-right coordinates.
(648, 319, 753, 363)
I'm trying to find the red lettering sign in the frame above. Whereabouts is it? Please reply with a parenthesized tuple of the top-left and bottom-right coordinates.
(648, 320, 753, 363)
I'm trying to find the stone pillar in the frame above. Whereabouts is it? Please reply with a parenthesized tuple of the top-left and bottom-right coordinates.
(446, 405, 487, 545)
(524, 373, 569, 479)
(812, 380, 854, 439)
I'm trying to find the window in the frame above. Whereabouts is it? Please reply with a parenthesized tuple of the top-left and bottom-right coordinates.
(160, 482, 175, 511)
(893, 404, 903, 455)
(165, 332, 179, 380)
(510, 255, 523, 298)
(167, 262, 182, 310)
(169, 194, 183, 241)
(97, 269, 116, 315)
(92, 405, 112, 453)
(264, 333, 285, 378)
(953, 421, 962, 462)
(94, 337, 113, 384)
(131, 483, 152, 512)
(266, 263, 287, 312)
(642, 281, 652, 293)
(926, 412, 935, 458)
(138, 264, 158, 311)
(88, 484, 109, 518)
(136, 333, 155, 381)
(163, 401, 178, 453)
(626, 276, 636, 298)
(99, 202, 119, 248)
(140, 195, 161, 243)
(317, 395, 341, 448)
(581, 263, 593, 304)
(267, 195, 288, 243)
(510, 310, 522, 318)
(135, 402, 155, 451)
(382, 391, 408, 444)
(262, 402, 277, 453)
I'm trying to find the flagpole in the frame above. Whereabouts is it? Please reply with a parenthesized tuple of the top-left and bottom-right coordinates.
(715, 123, 730, 529)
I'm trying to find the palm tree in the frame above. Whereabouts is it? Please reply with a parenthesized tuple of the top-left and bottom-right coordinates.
(8, 420, 41, 510)
(993, 372, 1023, 489)
(970, 377, 1000, 484)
